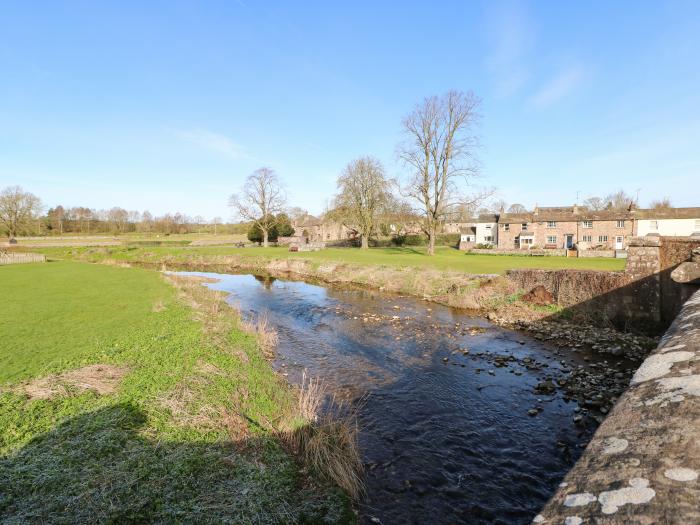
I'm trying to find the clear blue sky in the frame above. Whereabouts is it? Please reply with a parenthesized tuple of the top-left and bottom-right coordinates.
(2, 0, 699, 220)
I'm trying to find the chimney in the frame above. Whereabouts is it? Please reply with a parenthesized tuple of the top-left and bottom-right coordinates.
(533, 204, 539, 216)
(573, 204, 579, 215)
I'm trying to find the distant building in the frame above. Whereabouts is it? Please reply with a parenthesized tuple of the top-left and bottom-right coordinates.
(475, 214, 499, 246)
(634, 208, 700, 237)
(497, 205, 633, 251)
(290, 214, 357, 243)
(458, 226, 476, 250)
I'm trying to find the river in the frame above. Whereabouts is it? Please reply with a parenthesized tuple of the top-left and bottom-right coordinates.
(179, 271, 611, 524)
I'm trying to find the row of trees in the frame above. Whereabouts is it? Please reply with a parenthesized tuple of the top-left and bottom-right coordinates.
(229, 90, 491, 255)
(0, 186, 244, 238)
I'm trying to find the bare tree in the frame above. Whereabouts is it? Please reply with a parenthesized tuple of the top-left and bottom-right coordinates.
(332, 156, 390, 249)
(604, 190, 635, 210)
(507, 203, 527, 213)
(398, 90, 490, 255)
(649, 196, 672, 209)
(107, 207, 129, 233)
(0, 186, 43, 239)
(583, 196, 606, 211)
(229, 167, 286, 247)
(489, 199, 508, 213)
(211, 216, 222, 235)
(287, 207, 309, 222)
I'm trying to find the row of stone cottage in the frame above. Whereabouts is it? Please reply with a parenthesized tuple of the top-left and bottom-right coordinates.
(453, 205, 700, 252)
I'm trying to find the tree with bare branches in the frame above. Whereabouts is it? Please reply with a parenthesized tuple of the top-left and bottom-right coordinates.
(0, 186, 43, 239)
(397, 90, 491, 255)
(229, 167, 286, 247)
(331, 157, 390, 249)
(507, 203, 527, 213)
(649, 196, 672, 209)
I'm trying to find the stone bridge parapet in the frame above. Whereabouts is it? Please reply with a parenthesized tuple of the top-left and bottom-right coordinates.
(534, 288, 700, 523)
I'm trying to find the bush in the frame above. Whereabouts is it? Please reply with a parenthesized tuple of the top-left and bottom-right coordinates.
(475, 243, 493, 249)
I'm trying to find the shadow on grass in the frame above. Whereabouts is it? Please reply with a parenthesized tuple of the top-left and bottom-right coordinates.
(0, 403, 353, 524)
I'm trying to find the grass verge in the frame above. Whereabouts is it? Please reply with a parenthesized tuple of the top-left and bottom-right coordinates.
(33, 244, 627, 273)
(0, 261, 357, 523)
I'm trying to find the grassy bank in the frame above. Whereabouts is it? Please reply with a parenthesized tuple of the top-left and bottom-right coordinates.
(36, 244, 627, 273)
(0, 261, 354, 523)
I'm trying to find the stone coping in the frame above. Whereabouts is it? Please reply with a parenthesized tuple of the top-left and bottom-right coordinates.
(533, 288, 700, 523)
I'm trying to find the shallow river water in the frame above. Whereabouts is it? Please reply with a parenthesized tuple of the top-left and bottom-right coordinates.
(181, 272, 606, 524)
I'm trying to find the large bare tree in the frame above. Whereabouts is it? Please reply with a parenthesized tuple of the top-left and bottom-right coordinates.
(0, 186, 43, 239)
(332, 157, 390, 249)
(229, 167, 286, 247)
(398, 90, 490, 255)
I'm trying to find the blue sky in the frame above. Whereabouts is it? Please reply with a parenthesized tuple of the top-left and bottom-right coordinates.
(1, 0, 699, 219)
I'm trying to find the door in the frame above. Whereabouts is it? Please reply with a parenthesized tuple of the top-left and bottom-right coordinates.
(565, 234, 574, 249)
(615, 236, 624, 249)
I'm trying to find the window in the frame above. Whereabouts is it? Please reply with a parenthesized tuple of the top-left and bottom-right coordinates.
(522, 238, 533, 245)
(547, 221, 557, 228)
(485, 225, 492, 230)
(521, 223, 528, 231)
(484, 236, 493, 242)
(616, 220, 625, 228)
(501, 223, 510, 231)
(582, 235, 592, 242)
(326, 233, 331, 240)
(546, 235, 557, 245)
(583, 220, 593, 228)
(650, 220, 658, 230)
(598, 235, 608, 242)
(694, 219, 700, 230)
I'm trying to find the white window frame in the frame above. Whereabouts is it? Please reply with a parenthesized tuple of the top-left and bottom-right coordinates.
(598, 235, 608, 242)
(583, 220, 593, 228)
(521, 223, 528, 231)
(582, 235, 592, 242)
(616, 220, 625, 228)
(546, 235, 557, 245)
(694, 219, 700, 230)
(522, 238, 533, 245)
(546, 221, 557, 228)
(484, 235, 493, 242)
(649, 220, 658, 230)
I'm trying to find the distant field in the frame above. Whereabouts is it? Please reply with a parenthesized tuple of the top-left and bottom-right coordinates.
(37, 245, 628, 273)
(6, 233, 247, 247)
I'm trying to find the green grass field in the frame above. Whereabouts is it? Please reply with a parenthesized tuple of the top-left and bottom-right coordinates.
(0, 261, 349, 523)
(36, 245, 627, 273)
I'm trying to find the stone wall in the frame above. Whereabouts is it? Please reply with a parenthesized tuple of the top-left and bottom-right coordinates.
(578, 249, 616, 258)
(471, 248, 567, 256)
(0, 252, 46, 265)
(533, 288, 700, 524)
(506, 236, 700, 333)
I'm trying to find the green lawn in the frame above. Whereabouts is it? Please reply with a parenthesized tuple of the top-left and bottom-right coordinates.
(37, 245, 627, 273)
(0, 261, 349, 523)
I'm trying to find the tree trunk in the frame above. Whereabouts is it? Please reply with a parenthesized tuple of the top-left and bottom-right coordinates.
(263, 229, 269, 248)
(361, 234, 369, 249)
(427, 226, 436, 256)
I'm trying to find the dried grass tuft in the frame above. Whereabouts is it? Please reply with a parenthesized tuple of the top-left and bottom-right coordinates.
(282, 371, 364, 500)
(17, 364, 128, 400)
(242, 312, 278, 359)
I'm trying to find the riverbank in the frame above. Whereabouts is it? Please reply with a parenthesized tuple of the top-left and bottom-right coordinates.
(0, 261, 355, 523)
(32, 244, 627, 273)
